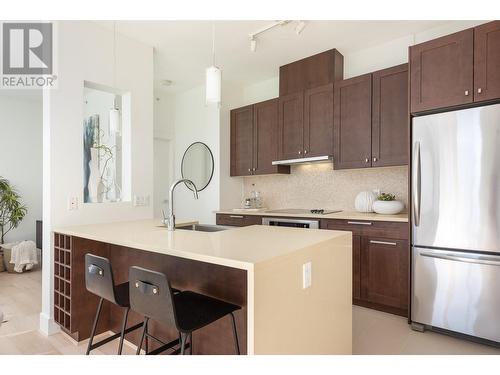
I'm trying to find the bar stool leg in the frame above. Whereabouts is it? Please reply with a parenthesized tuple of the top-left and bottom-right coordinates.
(230, 312, 240, 355)
(86, 298, 104, 355)
(136, 317, 149, 355)
(189, 333, 193, 355)
(117, 307, 130, 355)
(145, 319, 149, 354)
(180, 333, 187, 355)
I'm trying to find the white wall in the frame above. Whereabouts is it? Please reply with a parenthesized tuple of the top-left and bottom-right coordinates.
(153, 91, 175, 218)
(41, 21, 154, 334)
(171, 86, 220, 224)
(0, 93, 42, 244)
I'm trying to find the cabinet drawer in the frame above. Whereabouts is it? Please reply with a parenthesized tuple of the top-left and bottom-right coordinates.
(216, 214, 262, 227)
(320, 219, 409, 240)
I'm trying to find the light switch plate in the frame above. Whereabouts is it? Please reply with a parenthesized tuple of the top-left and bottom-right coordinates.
(302, 261, 312, 289)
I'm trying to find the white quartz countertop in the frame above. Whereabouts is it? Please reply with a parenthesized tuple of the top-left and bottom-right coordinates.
(215, 209, 408, 223)
(54, 219, 350, 271)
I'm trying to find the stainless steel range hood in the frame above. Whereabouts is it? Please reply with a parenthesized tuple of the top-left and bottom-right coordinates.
(272, 155, 332, 166)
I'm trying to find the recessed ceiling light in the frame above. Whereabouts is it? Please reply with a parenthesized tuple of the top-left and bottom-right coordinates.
(160, 79, 173, 86)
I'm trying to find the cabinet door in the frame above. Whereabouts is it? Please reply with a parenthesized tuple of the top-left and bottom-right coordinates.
(333, 74, 372, 169)
(304, 83, 334, 157)
(474, 21, 500, 102)
(372, 64, 409, 167)
(253, 99, 285, 175)
(361, 237, 408, 311)
(278, 91, 304, 160)
(410, 29, 473, 113)
(352, 235, 361, 301)
(230, 105, 254, 176)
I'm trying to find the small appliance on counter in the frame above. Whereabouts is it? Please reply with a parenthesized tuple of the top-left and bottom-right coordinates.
(243, 184, 263, 209)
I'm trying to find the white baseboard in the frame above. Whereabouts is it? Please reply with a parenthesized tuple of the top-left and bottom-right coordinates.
(39, 312, 60, 336)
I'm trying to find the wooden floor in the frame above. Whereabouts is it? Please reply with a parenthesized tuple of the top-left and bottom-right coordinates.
(1, 269, 499, 355)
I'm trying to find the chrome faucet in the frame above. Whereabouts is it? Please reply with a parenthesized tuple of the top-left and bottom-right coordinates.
(163, 179, 199, 231)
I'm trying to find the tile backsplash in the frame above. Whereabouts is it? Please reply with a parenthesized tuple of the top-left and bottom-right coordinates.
(242, 163, 408, 211)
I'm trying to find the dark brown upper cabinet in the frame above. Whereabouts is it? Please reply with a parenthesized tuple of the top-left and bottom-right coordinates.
(277, 49, 343, 161)
(304, 83, 334, 158)
(278, 91, 304, 160)
(474, 21, 500, 103)
(372, 64, 409, 167)
(279, 49, 344, 96)
(333, 74, 373, 169)
(231, 99, 290, 177)
(253, 99, 288, 175)
(230, 105, 254, 176)
(410, 28, 474, 114)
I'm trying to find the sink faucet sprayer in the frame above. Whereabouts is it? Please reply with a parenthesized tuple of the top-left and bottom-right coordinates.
(163, 179, 199, 231)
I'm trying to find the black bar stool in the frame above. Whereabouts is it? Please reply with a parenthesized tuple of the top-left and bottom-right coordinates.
(84, 254, 143, 355)
(129, 266, 241, 355)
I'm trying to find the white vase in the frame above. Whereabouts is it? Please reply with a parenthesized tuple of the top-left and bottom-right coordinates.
(373, 200, 404, 215)
(354, 191, 377, 213)
(87, 148, 100, 203)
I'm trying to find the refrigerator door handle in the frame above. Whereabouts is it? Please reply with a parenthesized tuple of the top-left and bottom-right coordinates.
(419, 250, 500, 267)
(413, 141, 421, 227)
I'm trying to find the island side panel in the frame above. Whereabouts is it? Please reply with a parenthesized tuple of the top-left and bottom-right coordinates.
(108, 245, 248, 355)
(253, 232, 352, 354)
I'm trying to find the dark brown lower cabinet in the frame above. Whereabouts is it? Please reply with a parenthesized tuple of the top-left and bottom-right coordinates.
(352, 235, 362, 300)
(320, 218, 409, 317)
(360, 237, 408, 315)
(216, 214, 263, 227)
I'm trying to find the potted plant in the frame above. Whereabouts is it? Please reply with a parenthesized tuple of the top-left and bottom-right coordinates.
(372, 193, 404, 215)
(0, 177, 27, 244)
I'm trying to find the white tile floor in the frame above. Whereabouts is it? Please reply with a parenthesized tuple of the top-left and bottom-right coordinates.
(1, 269, 499, 355)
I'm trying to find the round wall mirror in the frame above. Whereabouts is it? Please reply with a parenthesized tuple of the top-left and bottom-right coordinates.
(181, 142, 214, 192)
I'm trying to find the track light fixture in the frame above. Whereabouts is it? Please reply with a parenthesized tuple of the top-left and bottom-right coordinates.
(249, 20, 307, 52)
(295, 21, 306, 35)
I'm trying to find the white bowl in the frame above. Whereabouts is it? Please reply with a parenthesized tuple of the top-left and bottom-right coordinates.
(372, 200, 404, 215)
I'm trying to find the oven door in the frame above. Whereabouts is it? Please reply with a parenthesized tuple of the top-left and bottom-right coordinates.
(261, 217, 319, 229)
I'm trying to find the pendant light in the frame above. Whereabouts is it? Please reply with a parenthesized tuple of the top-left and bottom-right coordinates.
(109, 21, 121, 135)
(206, 23, 221, 105)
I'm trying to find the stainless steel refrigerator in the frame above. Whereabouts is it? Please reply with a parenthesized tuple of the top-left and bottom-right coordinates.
(411, 103, 500, 344)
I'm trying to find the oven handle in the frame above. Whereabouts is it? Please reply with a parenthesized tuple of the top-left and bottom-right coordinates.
(419, 250, 500, 267)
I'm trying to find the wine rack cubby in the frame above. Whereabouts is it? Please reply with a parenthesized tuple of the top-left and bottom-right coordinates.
(53, 233, 72, 332)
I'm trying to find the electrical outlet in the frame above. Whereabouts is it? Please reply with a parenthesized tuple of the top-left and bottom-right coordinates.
(133, 195, 150, 207)
(302, 261, 312, 289)
(68, 196, 79, 211)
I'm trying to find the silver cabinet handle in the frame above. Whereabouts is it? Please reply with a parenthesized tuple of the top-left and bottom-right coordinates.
(465, 90, 469, 96)
(298, 150, 302, 155)
(413, 141, 421, 227)
(370, 240, 397, 246)
(248, 168, 251, 172)
(365, 158, 369, 163)
(304, 150, 308, 154)
(478, 88, 482, 94)
(229, 215, 244, 219)
(420, 250, 500, 267)
(373, 157, 378, 162)
(347, 221, 372, 226)
(252, 168, 256, 172)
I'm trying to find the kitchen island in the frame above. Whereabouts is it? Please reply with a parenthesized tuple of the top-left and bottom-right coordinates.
(53, 219, 352, 354)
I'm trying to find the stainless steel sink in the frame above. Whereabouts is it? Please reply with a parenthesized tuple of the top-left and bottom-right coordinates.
(177, 224, 232, 232)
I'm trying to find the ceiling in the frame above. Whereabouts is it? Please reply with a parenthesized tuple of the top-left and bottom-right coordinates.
(99, 20, 451, 94)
